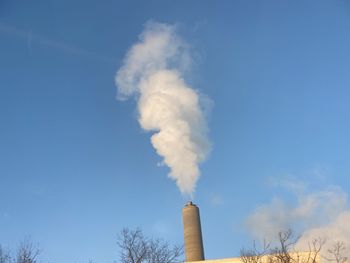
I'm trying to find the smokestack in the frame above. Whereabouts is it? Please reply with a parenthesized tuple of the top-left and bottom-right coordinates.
(182, 202, 205, 262)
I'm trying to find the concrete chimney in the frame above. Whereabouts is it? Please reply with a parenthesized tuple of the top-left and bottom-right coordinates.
(182, 201, 205, 262)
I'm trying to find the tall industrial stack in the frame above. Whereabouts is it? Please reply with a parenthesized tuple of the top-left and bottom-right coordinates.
(182, 202, 205, 262)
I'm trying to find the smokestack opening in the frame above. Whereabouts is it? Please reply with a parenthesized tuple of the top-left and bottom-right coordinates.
(182, 202, 205, 262)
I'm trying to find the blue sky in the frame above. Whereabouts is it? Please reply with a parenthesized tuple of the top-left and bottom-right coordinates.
(1, 0, 350, 262)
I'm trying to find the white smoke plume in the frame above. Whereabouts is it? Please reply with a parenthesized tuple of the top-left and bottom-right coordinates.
(245, 182, 350, 259)
(115, 22, 211, 195)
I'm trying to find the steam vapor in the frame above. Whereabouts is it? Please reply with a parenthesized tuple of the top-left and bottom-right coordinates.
(115, 22, 211, 195)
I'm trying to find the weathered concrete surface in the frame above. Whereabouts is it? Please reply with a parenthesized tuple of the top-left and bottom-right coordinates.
(183, 202, 205, 262)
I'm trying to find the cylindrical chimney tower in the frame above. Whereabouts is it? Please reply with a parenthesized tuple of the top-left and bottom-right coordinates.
(182, 201, 205, 262)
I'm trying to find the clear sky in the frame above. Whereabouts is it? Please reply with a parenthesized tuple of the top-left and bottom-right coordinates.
(1, 1, 350, 262)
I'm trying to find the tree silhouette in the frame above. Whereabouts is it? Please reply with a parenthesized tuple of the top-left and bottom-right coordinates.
(117, 228, 183, 263)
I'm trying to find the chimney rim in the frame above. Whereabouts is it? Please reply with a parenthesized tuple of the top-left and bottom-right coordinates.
(185, 201, 195, 207)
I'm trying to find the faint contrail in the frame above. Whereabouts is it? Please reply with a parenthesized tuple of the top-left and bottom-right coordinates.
(115, 21, 211, 196)
(0, 22, 114, 63)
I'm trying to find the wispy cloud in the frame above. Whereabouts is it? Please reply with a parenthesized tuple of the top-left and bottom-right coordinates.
(266, 176, 307, 194)
(152, 220, 171, 236)
(0, 212, 10, 222)
(245, 176, 350, 258)
(209, 193, 224, 207)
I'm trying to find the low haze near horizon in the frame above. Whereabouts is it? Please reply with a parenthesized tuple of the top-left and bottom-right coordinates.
(1, 1, 350, 262)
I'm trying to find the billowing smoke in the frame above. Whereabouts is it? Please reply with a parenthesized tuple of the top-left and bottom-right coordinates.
(115, 22, 211, 195)
(245, 182, 350, 259)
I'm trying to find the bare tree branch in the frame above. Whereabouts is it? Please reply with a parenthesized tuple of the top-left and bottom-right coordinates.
(241, 229, 327, 263)
(0, 245, 11, 263)
(15, 239, 40, 263)
(117, 228, 183, 263)
(323, 241, 348, 263)
(241, 240, 270, 263)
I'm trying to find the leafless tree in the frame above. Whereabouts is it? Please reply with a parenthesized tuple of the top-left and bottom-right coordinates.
(323, 241, 348, 263)
(118, 228, 149, 263)
(240, 240, 270, 263)
(0, 245, 11, 263)
(293, 237, 325, 263)
(241, 229, 326, 263)
(117, 228, 183, 263)
(15, 240, 40, 263)
(270, 229, 299, 263)
(147, 238, 182, 263)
